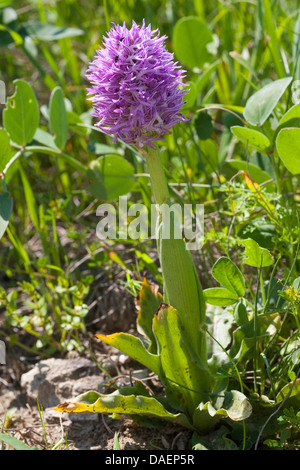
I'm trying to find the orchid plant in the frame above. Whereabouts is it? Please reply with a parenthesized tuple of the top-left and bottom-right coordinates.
(54, 20, 252, 435)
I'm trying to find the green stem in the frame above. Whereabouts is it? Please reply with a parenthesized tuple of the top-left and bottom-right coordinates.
(144, 147, 169, 205)
(260, 269, 266, 306)
(144, 146, 209, 374)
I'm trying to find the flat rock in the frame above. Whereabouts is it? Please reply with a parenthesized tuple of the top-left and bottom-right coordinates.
(20, 357, 105, 409)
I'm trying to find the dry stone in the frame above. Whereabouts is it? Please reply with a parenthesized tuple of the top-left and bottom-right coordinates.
(20, 357, 105, 409)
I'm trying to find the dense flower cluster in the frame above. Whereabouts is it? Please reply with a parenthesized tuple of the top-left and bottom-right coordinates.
(86, 20, 188, 148)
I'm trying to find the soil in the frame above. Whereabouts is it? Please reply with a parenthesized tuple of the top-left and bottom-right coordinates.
(0, 289, 194, 451)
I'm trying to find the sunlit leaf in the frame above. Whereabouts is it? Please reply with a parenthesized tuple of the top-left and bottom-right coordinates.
(3, 79, 39, 146)
(231, 126, 271, 153)
(239, 238, 274, 267)
(173, 16, 214, 69)
(136, 278, 162, 354)
(203, 287, 239, 306)
(87, 155, 135, 201)
(211, 256, 245, 297)
(243, 77, 292, 126)
(54, 390, 193, 429)
(96, 331, 160, 376)
(276, 127, 300, 175)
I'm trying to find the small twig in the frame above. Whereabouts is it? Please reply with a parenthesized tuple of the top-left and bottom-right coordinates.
(101, 414, 114, 435)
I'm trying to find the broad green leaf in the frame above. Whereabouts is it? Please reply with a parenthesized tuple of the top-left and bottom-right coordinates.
(276, 378, 300, 404)
(173, 16, 214, 69)
(49, 87, 68, 150)
(0, 192, 13, 240)
(153, 304, 209, 417)
(276, 128, 300, 174)
(278, 102, 300, 128)
(233, 300, 248, 326)
(194, 112, 213, 140)
(243, 77, 292, 126)
(239, 238, 274, 267)
(0, 432, 40, 450)
(3, 79, 39, 146)
(87, 155, 135, 201)
(193, 390, 252, 432)
(23, 21, 84, 41)
(136, 278, 162, 354)
(231, 126, 271, 153)
(238, 222, 276, 250)
(203, 287, 239, 306)
(53, 390, 193, 429)
(212, 257, 245, 297)
(0, 128, 13, 172)
(96, 331, 160, 376)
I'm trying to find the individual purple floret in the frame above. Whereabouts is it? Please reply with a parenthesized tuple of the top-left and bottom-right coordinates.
(85, 20, 188, 148)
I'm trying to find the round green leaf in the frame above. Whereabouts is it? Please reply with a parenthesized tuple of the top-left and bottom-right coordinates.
(87, 155, 135, 201)
(203, 287, 239, 306)
(212, 256, 245, 297)
(195, 112, 213, 140)
(278, 102, 300, 128)
(173, 17, 214, 69)
(243, 77, 293, 126)
(276, 127, 300, 175)
(3, 79, 39, 146)
(231, 126, 271, 153)
(239, 238, 273, 268)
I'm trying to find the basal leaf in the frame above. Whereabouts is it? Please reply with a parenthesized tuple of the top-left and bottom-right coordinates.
(136, 278, 162, 354)
(96, 331, 160, 376)
(54, 391, 193, 429)
(211, 256, 245, 297)
(243, 77, 292, 126)
(153, 304, 209, 417)
(3, 79, 39, 146)
(192, 391, 252, 432)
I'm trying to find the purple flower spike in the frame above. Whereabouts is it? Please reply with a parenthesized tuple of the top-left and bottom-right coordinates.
(86, 20, 188, 148)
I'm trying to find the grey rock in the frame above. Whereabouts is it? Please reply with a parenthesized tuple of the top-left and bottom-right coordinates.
(20, 357, 105, 409)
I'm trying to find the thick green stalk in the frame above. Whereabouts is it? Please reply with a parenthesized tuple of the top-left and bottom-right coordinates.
(144, 147, 208, 375)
